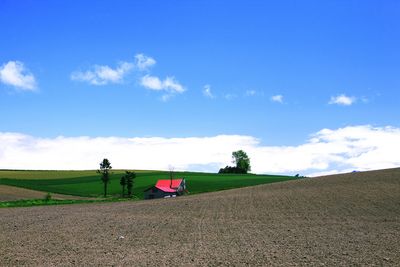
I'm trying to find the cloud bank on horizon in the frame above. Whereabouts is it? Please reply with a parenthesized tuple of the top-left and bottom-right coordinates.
(1, 125, 399, 176)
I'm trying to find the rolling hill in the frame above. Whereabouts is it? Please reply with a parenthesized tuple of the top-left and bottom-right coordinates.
(0, 169, 294, 199)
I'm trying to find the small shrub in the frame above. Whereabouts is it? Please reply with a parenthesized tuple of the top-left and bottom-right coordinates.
(44, 192, 52, 201)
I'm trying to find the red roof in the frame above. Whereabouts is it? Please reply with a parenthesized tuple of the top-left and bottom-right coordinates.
(155, 179, 183, 193)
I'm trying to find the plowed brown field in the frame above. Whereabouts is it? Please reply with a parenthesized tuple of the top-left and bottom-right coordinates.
(1, 168, 399, 266)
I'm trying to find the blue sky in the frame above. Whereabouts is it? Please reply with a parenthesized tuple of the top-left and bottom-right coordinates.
(1, 1, 400, 174)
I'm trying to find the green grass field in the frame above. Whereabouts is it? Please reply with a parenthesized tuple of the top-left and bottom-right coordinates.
(0, 169, 156, 180)
(0, 170, 295, 199)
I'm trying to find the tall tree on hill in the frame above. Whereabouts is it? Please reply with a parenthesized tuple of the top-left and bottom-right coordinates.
(120, 174, 127, 197)
(232, 150, 251, 173)
(98, 158, 112, 197)
(124, 171, 136, 197)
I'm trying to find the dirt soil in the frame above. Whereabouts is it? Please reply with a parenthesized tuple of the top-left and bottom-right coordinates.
(0, 185, 93, 201)
(1, 168, 399, 266)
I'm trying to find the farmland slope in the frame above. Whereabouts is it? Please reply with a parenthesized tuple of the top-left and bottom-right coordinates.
(0, 170, 293, 198)
(1, 168, 399, 266)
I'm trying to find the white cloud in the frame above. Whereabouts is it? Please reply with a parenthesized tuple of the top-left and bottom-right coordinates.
(246, 90, 256, 96)
(224, 93, 237, 100)
(0, 61, 37, 91)
(71, 61, 134, 85)
(71, 54, 185, 101)
(134, 54, 156, 70)
(141, 75, 185, 93)
(271, 94, 283, 103)
(70, 53, 155, 85)
(329, 94, 356, 106)
(1, 125, 399, 176)
(163, 76, 185, 93)
(0, 133, 254, 172)
(140, 75, 163, 90)
(203, 84, 215, 98)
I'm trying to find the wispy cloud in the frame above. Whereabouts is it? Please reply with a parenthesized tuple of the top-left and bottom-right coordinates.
(361, 96, 369, 103)
(329, 94, 356, 106)
(161, 94, 173, 102)
(134, 54, 156, 71)
(224, 93, 237, 100)
(245, 90, 256, 96)
(203, 84, 215, 98)
(141, 75, 185, 93)
(71, 53, 185, 100)
(71, 62, 134, 85)
(140, 75, 163, 90)
(0, 61, 37, 91)
(271, 94, 283, 103)
(70, 53, 156, 86)
(2, 125, 398, 176)
(141, 74, 185, 101)
(163, 76, 185, 93)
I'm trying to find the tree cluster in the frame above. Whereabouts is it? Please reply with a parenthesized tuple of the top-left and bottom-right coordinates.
(98, 158, 136, 198)
(120, 171, 136, 197)
(218, 166, 248, 174)
(218, 150, 251, 174)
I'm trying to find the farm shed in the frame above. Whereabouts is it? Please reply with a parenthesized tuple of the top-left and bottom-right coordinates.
(144, 178, 186, 199)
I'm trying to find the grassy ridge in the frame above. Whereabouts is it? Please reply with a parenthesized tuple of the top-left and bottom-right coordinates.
(0, 169, 156, 180)
(0, 170, 294, 199)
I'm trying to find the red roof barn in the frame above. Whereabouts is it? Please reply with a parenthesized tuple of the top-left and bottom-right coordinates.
(144, 178, 186, 199)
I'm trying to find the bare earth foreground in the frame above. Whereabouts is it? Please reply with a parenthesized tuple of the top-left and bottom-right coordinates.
(1, 169, 399, 266)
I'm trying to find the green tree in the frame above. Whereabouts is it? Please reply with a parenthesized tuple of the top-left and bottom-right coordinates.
(232, 150, 251, 173)
(97, 158, 112, 197)
(123, 171, 136, 197)
(120, 175, 127, 197)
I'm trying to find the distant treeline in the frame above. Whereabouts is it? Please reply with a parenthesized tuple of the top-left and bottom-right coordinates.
(218, 166, 247, 174)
